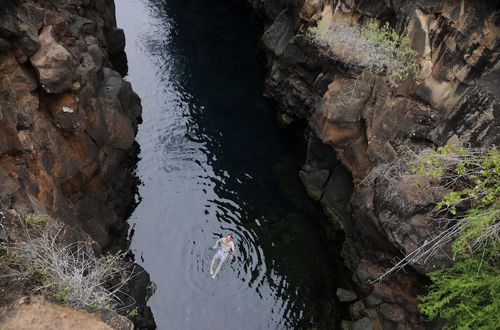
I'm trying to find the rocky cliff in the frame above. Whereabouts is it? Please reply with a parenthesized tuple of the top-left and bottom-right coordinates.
(249, 0, 499, 329)
(0, 296, 133, 330)
(0, 0, 153, 328)
(0, 0, 139, 249)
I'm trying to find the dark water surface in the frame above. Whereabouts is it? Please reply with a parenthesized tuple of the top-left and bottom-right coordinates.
(116, 1, 349, 328)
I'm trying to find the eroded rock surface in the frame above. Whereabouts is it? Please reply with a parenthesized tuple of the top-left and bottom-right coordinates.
(0, 0, 153, 328)
(0, 0, 139, 252)
(250, 0, 499, 328)
(0, 296, 132, 330)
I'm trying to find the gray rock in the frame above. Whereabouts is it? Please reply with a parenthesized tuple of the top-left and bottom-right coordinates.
(364, 294, 382, 307)
(352, 317, 374, 330)
(98, 309, 133, 330)
(0, 169, 18, 203)
(13, 34, 39, 56)
(106, 27, 128, 75)
(321, 79, 372, 123)
(0, 37, 11, 52)
(48, 93, 82, 135)
(336, 288, 357, 303)
(98, 68, 136, 150)
(361, 307, 378, 320)
(0, 122, 23, 156)
(106, 27, 126, 59)
(320, 165, 353, 223)
(30, 26, 74, 93)
(379, 303, 409, 323)
(0, 8, 20, 38)
(349, 300, 365, 319)
(69, 16, 96, 37)
(262, 11, 296, 56)
(282, 35, 308, 64)
(14, 3, 44, 56)
(436, 61, 500, 147)
(304, 136, 337, 171)
(341, 320, 353, 330)
(299, 169, 329, 201)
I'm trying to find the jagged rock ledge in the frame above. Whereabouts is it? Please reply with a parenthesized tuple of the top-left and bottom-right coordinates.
(248, 0, 499, 329)
(0, 0, 154, 328)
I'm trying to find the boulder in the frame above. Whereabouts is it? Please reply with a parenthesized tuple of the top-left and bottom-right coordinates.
(320, 78, 372, 123)
(14, 3, 45, 56)
(299, 168, 330, 200)
(0, 296, 114, 330)
(0, 121, 23, 156)
(262, 11, 297, 56)
(30, 26, 74, 93)
(48, 93, 82, 134)
(336, 288, 357, 303)
(98, 68, 136, 150)
(105, 27, 128, 75)
(352, 317, 374, 330)
(0, 169, 18, 204)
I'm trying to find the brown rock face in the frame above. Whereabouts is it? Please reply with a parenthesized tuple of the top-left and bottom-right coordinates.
(0, 1, 154, 327)
(250, 0, 499, 328)
(0, 296, 132, 330)
(0, 0, 141, 251)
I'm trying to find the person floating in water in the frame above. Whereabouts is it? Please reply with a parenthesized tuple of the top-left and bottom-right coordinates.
(210, 234, 236, 279)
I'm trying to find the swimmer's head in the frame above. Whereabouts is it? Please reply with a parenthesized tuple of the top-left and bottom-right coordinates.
(226, 234, 233, 241)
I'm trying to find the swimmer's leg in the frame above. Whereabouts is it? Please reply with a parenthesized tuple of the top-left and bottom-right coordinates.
(210, 253, 218, 275)
(211, 258, 224, 279)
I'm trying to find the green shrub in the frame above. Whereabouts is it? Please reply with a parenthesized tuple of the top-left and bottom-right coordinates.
(23, 212, 49, 227)
(309, 18, 418, 87)
(419, 251, 500, 329)
(366, 145, 499, 328)
(410, 146, 499, 257)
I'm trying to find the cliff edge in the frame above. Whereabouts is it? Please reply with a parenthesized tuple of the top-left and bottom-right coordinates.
(249, 0, 499, 329)
(0, 0, 154, 328)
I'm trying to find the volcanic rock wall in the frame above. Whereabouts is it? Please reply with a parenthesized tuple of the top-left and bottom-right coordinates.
(0, 0, 140, 250)
(249, 0, 500, 329)
(0, 1, 156, 327)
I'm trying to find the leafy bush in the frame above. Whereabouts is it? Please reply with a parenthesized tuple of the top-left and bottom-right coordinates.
(365, 145, 499, 328)
(309, 18, 418, 87)
(410, 146, 499, 257)
(419, 251, 500, 329)
(366, 146, 499, 278)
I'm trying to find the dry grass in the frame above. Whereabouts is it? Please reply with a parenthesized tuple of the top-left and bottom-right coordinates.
(363, 147, 499, 281)
(1, 218, 136, 311)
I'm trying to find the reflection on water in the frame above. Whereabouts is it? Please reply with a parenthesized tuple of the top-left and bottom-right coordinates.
(116, 0, 350, 328)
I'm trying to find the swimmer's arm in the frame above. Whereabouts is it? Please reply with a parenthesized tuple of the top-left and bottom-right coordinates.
(212, 238, 222, 249)
(230, 242, 236, 258)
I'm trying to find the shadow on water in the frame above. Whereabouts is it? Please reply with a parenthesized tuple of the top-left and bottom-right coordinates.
(117, 0, 351, 328)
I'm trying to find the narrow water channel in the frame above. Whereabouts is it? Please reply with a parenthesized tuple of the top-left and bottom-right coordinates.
(116, 1, 350, 329)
